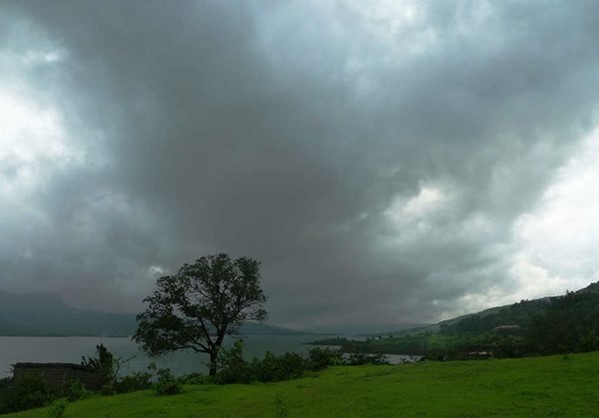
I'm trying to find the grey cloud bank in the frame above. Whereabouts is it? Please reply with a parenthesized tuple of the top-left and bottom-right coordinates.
(1, 0, 599, 327)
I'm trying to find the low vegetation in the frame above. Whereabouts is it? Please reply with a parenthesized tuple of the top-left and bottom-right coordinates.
(0, 342, 349, 415)
(313, 283, 599, 359)
(6, 280, 599, 416)
(5, 351, 599, 417)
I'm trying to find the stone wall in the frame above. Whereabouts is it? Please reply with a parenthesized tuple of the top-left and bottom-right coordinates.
(13, 363, 100, 390)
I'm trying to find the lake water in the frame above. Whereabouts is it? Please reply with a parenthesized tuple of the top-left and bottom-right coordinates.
(0, 335, 334, 378)
(0, 335, 422, 378)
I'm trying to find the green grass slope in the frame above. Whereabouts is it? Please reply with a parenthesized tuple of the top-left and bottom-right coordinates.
(8, 351, 599, 417)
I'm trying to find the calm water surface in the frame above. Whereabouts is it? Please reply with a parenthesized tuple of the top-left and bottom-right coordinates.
(0, 335, 331, 377)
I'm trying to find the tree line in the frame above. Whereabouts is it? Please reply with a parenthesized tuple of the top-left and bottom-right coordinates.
(317, 285, 599, 359)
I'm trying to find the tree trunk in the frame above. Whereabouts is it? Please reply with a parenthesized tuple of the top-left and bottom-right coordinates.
(209, 350, 218, 376)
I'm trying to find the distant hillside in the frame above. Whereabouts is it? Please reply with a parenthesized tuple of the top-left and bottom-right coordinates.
(302, 323, 428, 337)
(432, 280, 599, 335)
(310, 282, 599, 358)
(435, 297, 552, 336)
(0, 291, 304, 337)
(0, 291, 137, 336)
(426, 280, 599, 336)
(237, 322, 306, 335)
(400, 294, 561, 337)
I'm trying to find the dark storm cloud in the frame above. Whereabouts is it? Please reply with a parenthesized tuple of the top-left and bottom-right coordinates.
(2, 1, 599, 325)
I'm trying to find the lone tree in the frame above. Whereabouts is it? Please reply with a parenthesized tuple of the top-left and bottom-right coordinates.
(133, 253, 267, 376)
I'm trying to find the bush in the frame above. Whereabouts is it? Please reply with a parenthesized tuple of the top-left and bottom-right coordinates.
(251, 351, 306, 382)
(216, 341, 341, 384)
(100, 384, 116, 396)
(214, 340, 253, 384)
(306, 347, 343, 371)
(0, 376, 59, 414)
(115, 371, 153, 393)
(344, 353, 390, 365)
(180, 372, 210, 385)
(154, 368, 183, 396)
(65, 380, 90, 402)
(47, 398, 68, 418)
(491, 336, 530, 358)
(81, 344, 116, 388)
(276, 352, 307, 380)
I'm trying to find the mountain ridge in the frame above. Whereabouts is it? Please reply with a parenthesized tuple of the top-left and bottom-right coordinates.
(0, 290, 304, 337)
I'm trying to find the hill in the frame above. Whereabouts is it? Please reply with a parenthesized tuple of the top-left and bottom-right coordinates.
(429, 280, 599, 338)
(0, 291, 136, 337)
(0, 291, 303, 337)
(7, 351, 599, 417)
(312, 281, 599, 358)
(302, 323, 427, 336)
(237, 322, 306, 335)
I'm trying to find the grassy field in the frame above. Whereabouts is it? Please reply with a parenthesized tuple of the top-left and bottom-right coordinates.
(7, 351, 599, 417)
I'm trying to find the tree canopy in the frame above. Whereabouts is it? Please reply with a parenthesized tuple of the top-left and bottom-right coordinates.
(133, 253, 267, 375)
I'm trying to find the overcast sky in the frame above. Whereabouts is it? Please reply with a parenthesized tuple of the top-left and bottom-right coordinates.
(1, 0, 599, 327)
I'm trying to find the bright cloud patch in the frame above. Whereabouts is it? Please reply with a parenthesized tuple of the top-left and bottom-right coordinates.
(386, 185, 448, 224)
(0, 87, 82, 196)
(512, 127, 599, 295)
(21, 49, 66, 66)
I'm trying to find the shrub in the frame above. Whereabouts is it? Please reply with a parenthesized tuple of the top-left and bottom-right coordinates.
(115, 371, 153, 393)
(0, 376, 59, 414)
(216, 341, 309, 384)
(154, 368, 183, 396)
(215, 340, 253, 384)
(180, 372, 210, 385)
(215, 342, 349, 385)
(251, 351, 306, 382)
(100, 384, 116, 396)
(306, 347, 343, 371)
(47, 398, 68, 418)
(81, 344, 117, 388)
(65, 380, 90, 402)
(344, 353, 390, 365)
(277, 352, 307, 380)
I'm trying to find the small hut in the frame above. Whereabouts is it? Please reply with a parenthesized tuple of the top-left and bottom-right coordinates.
(12, 363, 100, 390)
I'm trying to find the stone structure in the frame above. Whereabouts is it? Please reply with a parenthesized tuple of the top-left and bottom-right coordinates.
(12, 362, 100, 390)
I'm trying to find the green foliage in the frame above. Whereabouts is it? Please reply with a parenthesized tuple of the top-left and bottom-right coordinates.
(47, 399, 68, 418)
(344, 353, 390, 365)
(440, 298, 549, 336)
(100, 384, 115, 396)
(179, 372, 210, 385)
(64, 380, 90, 402)
(310, 287, 599, 359)
(306, 347, 342, 370)
(529, 290, 599, 354)
(154, 368, 183, 396)
(1, 344, 114, 414)
(490, 335, 530, 358)
(0, 376, 59, 414)
(10, 352, 599, 418)
(215, 340, 328, 384)
(133, 253, 267, 376)
(114, 371, 153, 393)
(273, 394, 290, 418)
(251, 351, 306, 382)
(81, 344, 116, 387)
(214, 340, 253, 384)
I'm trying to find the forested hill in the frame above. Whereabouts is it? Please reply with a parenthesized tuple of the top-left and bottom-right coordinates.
(438, 281, 599, 336)
(0, 291, 304, 337)
(312, 281, 599, 358)
(435, 281, 599, 355)
(437, 297, 551, 336)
